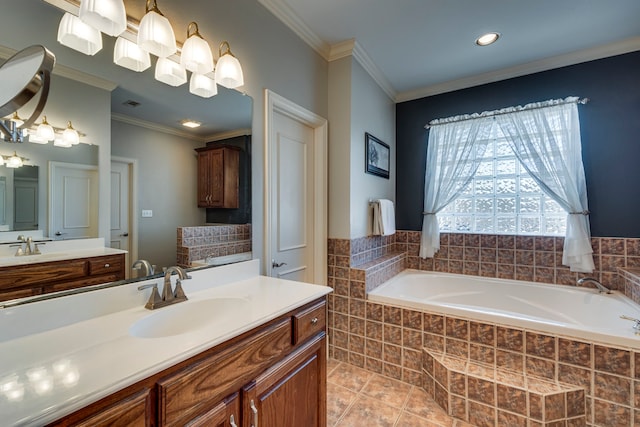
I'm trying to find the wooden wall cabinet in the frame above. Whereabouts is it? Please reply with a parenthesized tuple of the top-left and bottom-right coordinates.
(48, 298, 327, 427)
(196, 146, 240, 208)
(0, 253, 125, 302)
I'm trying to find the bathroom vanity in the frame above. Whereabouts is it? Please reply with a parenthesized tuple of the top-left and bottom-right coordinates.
(0, 238, 126, 302)
(0, 259, 331, 427)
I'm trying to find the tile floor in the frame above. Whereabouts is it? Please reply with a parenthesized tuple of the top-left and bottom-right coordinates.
(327, 359, 473, 427)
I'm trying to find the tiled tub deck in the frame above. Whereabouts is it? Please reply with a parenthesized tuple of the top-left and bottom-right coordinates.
(327, 234, 640, 427)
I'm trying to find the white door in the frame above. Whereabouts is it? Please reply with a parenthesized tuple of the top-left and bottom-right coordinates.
(13, 177, 38, 231)
(49, 162, 98, 239)
(110, 160, 130, 252)
(269, 111, 315, 282)
(265, 91, 328, 285)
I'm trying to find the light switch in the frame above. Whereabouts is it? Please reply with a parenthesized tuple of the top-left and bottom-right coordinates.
(142, 209, 153, 218)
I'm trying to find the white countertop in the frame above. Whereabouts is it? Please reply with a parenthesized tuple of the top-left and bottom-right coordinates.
(0, 238, 126, 267)
(0, 260, 331, 426)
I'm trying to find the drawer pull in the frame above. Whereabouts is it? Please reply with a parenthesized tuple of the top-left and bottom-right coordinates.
(104, 263, 110, 268)
(230, 414, 237, 427)
(311, 317, 319, 325)
(250, 399, 258, 427)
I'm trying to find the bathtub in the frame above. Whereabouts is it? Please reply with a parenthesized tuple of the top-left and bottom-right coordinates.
(368, 270, 640, 349)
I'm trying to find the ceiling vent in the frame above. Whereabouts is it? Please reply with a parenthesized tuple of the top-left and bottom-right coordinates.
(122, 100, 141, 108)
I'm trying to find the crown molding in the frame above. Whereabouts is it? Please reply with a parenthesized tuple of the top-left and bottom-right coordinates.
(396, 36, 640, 103)
(111, 113, 205, 142)
(206, 129, 252, 142)
(257, 0, 330, 59)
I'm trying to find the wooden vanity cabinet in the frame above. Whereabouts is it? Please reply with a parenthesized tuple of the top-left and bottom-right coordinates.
(48, 298, 327, 427)
(0, 253, 125, 302)
(196, 146, 240, 208)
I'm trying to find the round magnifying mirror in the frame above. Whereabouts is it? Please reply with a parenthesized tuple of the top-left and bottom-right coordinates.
(0, 45, 56, 129)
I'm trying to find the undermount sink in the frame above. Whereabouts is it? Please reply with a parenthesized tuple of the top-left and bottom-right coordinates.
(129, 297, 249, 339)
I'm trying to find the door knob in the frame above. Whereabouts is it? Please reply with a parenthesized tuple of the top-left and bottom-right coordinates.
(55, 231, 67, 236)
(272, 260, 287, 268)
(120, 232, 129, 237)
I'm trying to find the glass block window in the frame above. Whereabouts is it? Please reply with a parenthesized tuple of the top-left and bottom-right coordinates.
(437, 128, 567, 236)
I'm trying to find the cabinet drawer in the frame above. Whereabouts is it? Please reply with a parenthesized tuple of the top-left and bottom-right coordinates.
(158, 318, 292, 426)
(293, 301, 326, 345)
(0, 260, 87, 288)
(73, 388, 151, 427)
(89, 255, 124, 276)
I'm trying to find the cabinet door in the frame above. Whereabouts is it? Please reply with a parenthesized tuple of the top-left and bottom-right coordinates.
(207, 149, 225, 207)
(197, 151, 212, 207)
(186, 392, 240, 427)
(242, 335, 325, 427)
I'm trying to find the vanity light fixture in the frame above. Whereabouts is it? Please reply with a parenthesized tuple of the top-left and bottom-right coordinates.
(35, 116, 55, 143)
(475, 32, 500, 46)
(9, 112, 24, 128)
(189, 73, 217, 98)
(78, 0, 127, 37)
(181, 120, 201, 128)
(54, 137, 72, 148)
(181, 22, 214, 74)
(4, 152, 26, 168)
(155, 57, 187, 87)
(57, 12, 103, 55)
(214, 41, 244, 89)
(113, 37, 151, 72)
(62, 121, 80, 146)
(137, 0, 177, 58)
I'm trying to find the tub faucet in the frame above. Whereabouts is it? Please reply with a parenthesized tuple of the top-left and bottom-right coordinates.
(132, 259, 155, 277)
(577, 277, 612, 294)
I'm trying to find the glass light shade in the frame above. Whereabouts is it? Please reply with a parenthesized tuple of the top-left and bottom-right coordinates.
(54, 138, 72, 148)
(155, 57, 187, 87)
(57, 13, 103, 56)
(6, 153, 23, 168)
(215, 52, 244, 89)
(63, 121, 80, 145)
(190, 73, 217, 98)
(114, 37, 151, 72)
(181, 34, 214, 74)
(137, 10, 177, 58)
(36, 116, 55, 142)
(29, 133, 49, 144)
(79, 0, 127, 36)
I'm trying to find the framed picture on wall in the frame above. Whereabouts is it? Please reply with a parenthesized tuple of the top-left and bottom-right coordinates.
(365, 132, 390, 179)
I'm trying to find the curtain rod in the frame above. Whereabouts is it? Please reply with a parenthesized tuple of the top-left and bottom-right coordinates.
(424, 97, 589, 130)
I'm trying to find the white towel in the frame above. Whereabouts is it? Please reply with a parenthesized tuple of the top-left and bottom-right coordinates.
(372, 199, 395, 236)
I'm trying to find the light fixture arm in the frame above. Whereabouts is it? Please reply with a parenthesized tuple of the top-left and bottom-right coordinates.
(186, 22, 203, 39)
(145, 0, 163, 16)
(218, 41, 235, 58)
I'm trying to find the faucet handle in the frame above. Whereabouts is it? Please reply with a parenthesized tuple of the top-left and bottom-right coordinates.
(173, 279, 188, 301)
(10, 244, 24, 256)
(138, 283, 163, 310)
(33, 243, 44, 255)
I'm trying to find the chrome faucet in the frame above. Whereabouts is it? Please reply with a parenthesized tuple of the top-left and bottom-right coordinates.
(132, 259, 155, 277)
(577, 277, 612, 294)
(138, 266, 191, 310)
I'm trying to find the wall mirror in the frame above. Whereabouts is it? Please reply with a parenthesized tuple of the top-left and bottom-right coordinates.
(0, 1, 254, 286)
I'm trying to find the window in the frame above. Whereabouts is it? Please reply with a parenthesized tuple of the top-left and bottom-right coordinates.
(437, 126, 567, 236)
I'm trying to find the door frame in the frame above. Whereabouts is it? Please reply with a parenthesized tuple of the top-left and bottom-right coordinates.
(264, 89, 328, 285)
(111, 156, 138, 271)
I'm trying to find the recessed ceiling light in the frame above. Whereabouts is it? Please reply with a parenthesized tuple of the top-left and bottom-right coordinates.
(475, 32, 500, 46)
(181, 120, 201, 128)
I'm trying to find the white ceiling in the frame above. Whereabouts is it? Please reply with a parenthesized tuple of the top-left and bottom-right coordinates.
(259, 0, 640, 101)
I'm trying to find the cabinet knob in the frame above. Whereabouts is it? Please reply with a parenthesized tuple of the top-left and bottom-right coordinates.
(311, 317, 319, 325)
(230, 414, 237, 427)
(104, 263, 110, 268)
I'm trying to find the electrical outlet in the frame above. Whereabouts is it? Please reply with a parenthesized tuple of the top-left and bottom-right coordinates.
(141, 209, 153, 218)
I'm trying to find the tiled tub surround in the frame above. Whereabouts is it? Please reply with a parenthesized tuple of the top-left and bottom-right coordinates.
(327, 233, 640, 426)
(176, 224, 251, 267)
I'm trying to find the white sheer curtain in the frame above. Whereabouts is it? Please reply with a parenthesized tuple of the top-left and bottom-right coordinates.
(496, 98, 594, 272)
(420, 117, 492, 258)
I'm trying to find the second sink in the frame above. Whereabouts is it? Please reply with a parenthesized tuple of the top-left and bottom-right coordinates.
(129, 297, 249, 339)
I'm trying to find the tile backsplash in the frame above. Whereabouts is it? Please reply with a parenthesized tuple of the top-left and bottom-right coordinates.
(177, 224, 251, 267)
